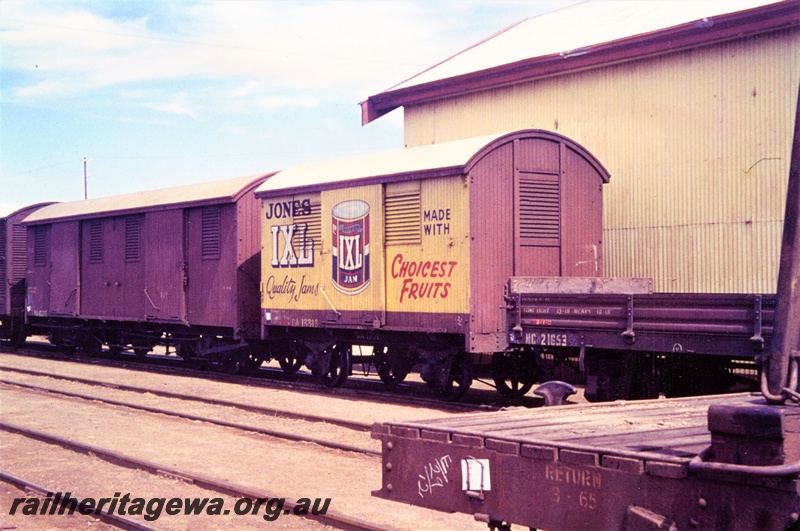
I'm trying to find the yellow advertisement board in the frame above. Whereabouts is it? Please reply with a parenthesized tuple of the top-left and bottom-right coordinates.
(260, 175, 469, 325)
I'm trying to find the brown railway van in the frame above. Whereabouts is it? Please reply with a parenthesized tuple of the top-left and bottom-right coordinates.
(0, 203, 55, 345)
(22, 174, 272, 360)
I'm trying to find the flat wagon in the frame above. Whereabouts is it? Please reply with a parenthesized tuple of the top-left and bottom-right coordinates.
(371, 88, 800, 528)
(505, 279, 776, 400)
(23, 174, 272, 367)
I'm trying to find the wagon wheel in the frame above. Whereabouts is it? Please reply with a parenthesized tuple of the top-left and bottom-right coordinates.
(79, 333, 103, 358)
(49, 331, 76, 355)
(374, 346, 411, 386)
(437, 354, 472, 401)
(176, 341, 195, 360)
(276, 339, 306, 375)
(320, 344, 350, 388)
(242, 351, 267, 371)
(377, 362, 409, 386)
(131, 335, 157, 360)
(9, 320, 27, 348)
(278, 353, 304, 375)
(491, 350, 540, 398)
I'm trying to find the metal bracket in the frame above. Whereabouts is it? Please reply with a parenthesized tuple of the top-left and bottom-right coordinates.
(749, 295, 765, 350)
(512, 292, 523, 335)
(464, 456, 488, 501)
(621, 295, 635, 342)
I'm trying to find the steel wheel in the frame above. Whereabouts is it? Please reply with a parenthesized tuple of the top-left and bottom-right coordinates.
(438, 354, 472, 401)
(491, 350, 540, 398)
(79, 333, 103, 358)
(377, 362, 408, 386)
(321, 345, 350, 388)
(375, 346, 411, 386)
(278, 353, 304, 374)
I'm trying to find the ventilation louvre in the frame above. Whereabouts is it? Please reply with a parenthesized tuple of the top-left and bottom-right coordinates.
(34, 226, 47, 267)
(125, 216, 142, 263)
(520, 176, 560, 246)
(201, 207, 221, 260)
(292, 195, 321, 253)
(89, 220, 104, 264)
(385, 182, 421, 246)
(11, 225, 26, 279)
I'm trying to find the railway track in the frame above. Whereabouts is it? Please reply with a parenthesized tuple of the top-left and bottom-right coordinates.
(0, 363, 372, 431)
(0, 355, 490, 529)
(0, 469, 158, 530)
(0, 424, 377, 530)
(3, 341, 520, 411)
(0, 377, 379, 457)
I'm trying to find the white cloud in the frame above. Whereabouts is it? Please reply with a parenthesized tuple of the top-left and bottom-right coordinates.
(144, 92, 200, 119)
(1, 0, 557, 123)
(1, 1, 452, 104)
(1, 0, 562, 207)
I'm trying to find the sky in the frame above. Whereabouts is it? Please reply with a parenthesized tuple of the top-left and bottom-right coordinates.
(0, 0, 579, 215)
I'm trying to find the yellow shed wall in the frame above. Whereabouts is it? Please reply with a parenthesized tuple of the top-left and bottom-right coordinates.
(402, 29, 800, 293)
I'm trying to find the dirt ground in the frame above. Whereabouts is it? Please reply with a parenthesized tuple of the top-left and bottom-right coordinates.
(0, 352, 505, 529)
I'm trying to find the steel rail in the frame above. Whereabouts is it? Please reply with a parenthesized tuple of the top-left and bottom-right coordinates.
(0, 378, 379, 457)
(0, 364, 371, 432)
(0, 469, 158, 531)
(0, 421, 391, 531)
(0, 346, 497, 412)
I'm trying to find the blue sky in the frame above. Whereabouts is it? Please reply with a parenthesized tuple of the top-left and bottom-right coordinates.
(0, 0, 576, 215)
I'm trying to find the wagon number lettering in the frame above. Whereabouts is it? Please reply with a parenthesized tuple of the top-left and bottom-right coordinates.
(525, 332, 569, 347)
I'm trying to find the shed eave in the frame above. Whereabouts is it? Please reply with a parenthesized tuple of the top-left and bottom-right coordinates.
(361, 0, 800, 124)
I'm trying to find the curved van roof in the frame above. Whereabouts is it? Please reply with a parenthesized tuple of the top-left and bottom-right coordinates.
(24, 173, 274, 224)
(255, 129, 609, 197)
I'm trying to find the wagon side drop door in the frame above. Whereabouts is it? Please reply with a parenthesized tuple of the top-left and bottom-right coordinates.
(48, 221, 79, 316)
(25, 225, 52, 317)
(143, 209, 186, 322)
(184, 204, 237, 328)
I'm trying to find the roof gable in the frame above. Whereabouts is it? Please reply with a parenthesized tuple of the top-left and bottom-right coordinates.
(362, 0, 799, 124)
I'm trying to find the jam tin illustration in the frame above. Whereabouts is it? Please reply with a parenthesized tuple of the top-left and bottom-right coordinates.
(332, 200, 370, 295)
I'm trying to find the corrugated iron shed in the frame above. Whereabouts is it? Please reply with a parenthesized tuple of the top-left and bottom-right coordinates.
(362, 0, 798, 123)
(24, 174, 274, 224)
